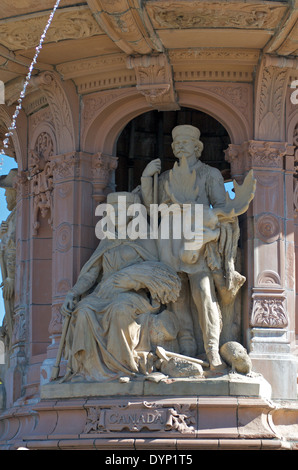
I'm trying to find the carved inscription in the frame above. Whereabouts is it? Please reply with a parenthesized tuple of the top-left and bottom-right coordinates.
(84, 402, 196, 434)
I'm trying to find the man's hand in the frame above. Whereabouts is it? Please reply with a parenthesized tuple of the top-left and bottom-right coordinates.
(142, 158, 161, 177)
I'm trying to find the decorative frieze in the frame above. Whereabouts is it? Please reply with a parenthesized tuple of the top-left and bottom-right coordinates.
(0, 6, 103, 51)
(146, 2, 287, 30)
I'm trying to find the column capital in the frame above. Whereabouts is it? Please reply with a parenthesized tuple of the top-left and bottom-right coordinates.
(225, 140, 290, 176)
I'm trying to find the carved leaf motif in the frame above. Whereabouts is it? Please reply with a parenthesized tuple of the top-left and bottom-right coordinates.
(84, 407, 104, 434)
(251, 298, 288, 328)
(165, 405, 196, 433)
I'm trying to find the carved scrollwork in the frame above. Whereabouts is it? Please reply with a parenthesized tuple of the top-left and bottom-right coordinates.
(255, 213, 280, 243)
(56, 223, 72, 253)
(0, 7, 102, 51)
(147, 2, 287, 30)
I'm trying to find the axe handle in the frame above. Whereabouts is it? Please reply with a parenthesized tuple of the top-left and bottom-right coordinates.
(156, 346, 209, 368)
(153, 172, 158, 205)
(0, 249, 13, 340)
(51, 313, 71, 380)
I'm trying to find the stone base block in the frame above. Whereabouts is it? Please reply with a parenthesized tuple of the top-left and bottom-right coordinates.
(41, 373, 272, 400)
(250, 328, 298, 399)
(250, 354, 297, 399)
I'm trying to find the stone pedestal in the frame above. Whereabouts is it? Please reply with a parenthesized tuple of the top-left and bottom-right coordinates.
(250, 328, 298, 399)
(1, 381, 298, 450)
(41, 373, 272, 400)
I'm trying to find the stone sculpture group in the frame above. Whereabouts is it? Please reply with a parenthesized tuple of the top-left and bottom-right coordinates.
(0, 125, 256, 385)
(59, 124, 256, 383)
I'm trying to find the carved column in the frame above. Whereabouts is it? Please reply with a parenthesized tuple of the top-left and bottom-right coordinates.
(92, 152, 118, 205)
(226, 140, 297, 398)
(3, 173, 29, 407)
(292, 124, 298, 341)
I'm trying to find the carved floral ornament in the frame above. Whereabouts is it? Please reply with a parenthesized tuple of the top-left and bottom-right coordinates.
(251, 271, 288, 329)
(251, 294, 288, 329)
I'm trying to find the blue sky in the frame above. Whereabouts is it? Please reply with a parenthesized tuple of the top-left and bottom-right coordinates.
(0, 156, 17, 325)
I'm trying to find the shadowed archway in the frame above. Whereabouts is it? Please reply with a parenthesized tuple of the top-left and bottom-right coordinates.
(116, 107, 231, 192)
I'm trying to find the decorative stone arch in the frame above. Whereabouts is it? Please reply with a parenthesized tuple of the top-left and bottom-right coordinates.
(286, 111, 298, 147)
(175, 83, 252, 144)
(82, 82, 252, 156)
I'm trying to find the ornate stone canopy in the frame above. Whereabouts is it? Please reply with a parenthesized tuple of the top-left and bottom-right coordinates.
(0, 1, 297, 102)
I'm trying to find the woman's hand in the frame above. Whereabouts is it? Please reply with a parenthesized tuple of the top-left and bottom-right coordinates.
(1, 277, 14, 300)
(0, 221, 8, 236)
(61, 291, 77, 317)
(113, 273, 142, 291)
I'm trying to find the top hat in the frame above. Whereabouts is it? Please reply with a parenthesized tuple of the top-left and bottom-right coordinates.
(0, 168, 18, 189)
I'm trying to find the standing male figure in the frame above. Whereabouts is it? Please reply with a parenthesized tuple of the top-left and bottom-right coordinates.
(140, 125, 238, 370)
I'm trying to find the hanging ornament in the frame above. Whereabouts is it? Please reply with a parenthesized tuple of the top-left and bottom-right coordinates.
(0, 0, 62, 156)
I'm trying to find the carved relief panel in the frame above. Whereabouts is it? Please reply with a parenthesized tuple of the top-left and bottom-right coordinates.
(84, 401, 196, 435)
(29, 130, 56, 235)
